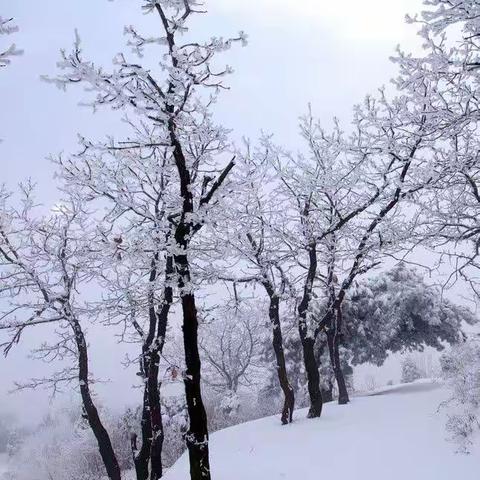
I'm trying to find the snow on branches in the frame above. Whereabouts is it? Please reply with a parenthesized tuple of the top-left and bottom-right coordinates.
(342, 264, 476, 367)
(441, 337, 480, 454)
(393, 0, 480, 294)
(0, 186, 94, 367)
(3, 0, 480, 474)
(0, 16, 22, 68)
(0, 186, 123, 480)
(43, 3, 247, 478)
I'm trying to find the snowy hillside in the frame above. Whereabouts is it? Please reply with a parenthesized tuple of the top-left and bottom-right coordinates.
(164, 381, 478, 480)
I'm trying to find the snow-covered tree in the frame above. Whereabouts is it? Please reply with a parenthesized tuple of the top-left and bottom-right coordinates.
(391, 0, 480, 456)
(1, 15, 22, 142)
(401, 356, 423, 383)
(199, 302, 264, 415)
(342, 264, 476, 367)
(66, 145, 178, 480)
(264, 83, 440, 408)
(393, 1, 480, 295)
(441, 337, 480, 453)
(264, 111, 386, 413)
(315, 87, 441, 403)
(0, 187, 121, 480)
(204, 148, 297, 424)
(45, 2, 246, 478)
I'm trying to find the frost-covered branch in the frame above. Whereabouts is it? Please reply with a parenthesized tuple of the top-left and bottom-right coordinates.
(0, 187, 122, 480)
(0, 16, 22, 68)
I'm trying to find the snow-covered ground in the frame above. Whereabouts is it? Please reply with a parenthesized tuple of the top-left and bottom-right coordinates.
(164, 380, 478, 480)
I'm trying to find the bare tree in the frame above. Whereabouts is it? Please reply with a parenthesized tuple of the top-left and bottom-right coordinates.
(204, 147, 296, 424)
(266, 112, 387, 413)
(392, 0, 480, 298)
(200, 302, 264, 414)
(46, 2, 247, 478)
(57, 133, 176, 480)
(311, 87, 435, 404)
(0, 187, 121, 480)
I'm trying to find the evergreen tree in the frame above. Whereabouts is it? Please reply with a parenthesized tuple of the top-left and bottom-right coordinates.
(401, 356, 423, 383)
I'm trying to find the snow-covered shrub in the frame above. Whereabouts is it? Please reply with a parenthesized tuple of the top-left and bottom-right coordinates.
(401, 356, 423, 383)
(4, 405, 133, 480)
(440, 338, 480, 453)
(6, 410, 103, 480)
(202, 387, 277, 435)
(162, 395, 188, 468)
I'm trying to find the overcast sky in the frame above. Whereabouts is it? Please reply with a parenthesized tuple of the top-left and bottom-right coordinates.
(1, 0, 428, 423)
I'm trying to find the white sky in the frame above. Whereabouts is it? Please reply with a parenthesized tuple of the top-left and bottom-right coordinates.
(0, 0, 428, 422)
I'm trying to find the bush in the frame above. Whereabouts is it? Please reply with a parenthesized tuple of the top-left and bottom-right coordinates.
(401, 356, 423, 383)
(4, 405, 133, 480)
(440, 338, 480, 453)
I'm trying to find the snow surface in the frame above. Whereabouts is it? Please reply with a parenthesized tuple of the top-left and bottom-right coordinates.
(164, 381, 478, 480)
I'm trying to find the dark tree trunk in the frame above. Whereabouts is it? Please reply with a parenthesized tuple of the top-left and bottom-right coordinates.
(264, 286, 294, 424)
(168, 110, 212, 480)
(326, 331, 349, 404)
(148, 255, 173, 480)
(147, 349, 164, 480)
(300, 335, 323, 417)
(175, 249, 211, 480)
(297, 243, 323, 418)
(133, 388, 152, 480)
(134, 253, 173, 480)
(71, 319, 121, 480)
(321, 382, 334, 403)
(166, 102, 233, 478)
(327, 304, 349, 405)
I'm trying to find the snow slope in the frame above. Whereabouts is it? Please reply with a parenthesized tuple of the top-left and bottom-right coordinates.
(164, 381, 478, 480)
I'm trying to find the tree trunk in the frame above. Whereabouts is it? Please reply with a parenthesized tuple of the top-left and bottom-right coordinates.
(321, 381, 334, 403)
(264, 287, 294, 424)
(300, 334, 323, 417)
(148, 255, 173, 480)
(133, 388, 152, 480)
(297, 243, 323, 418)
(326, 331, 349, 404)
(326, 303, 349, 405)
(175, 250, 211, 480)
(169, 114, 212, 480)
(147, 349, 164, 480)
(71, 319, 121, 480)
(134, 253, 173, 480)
(317, 337, 333, 403)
